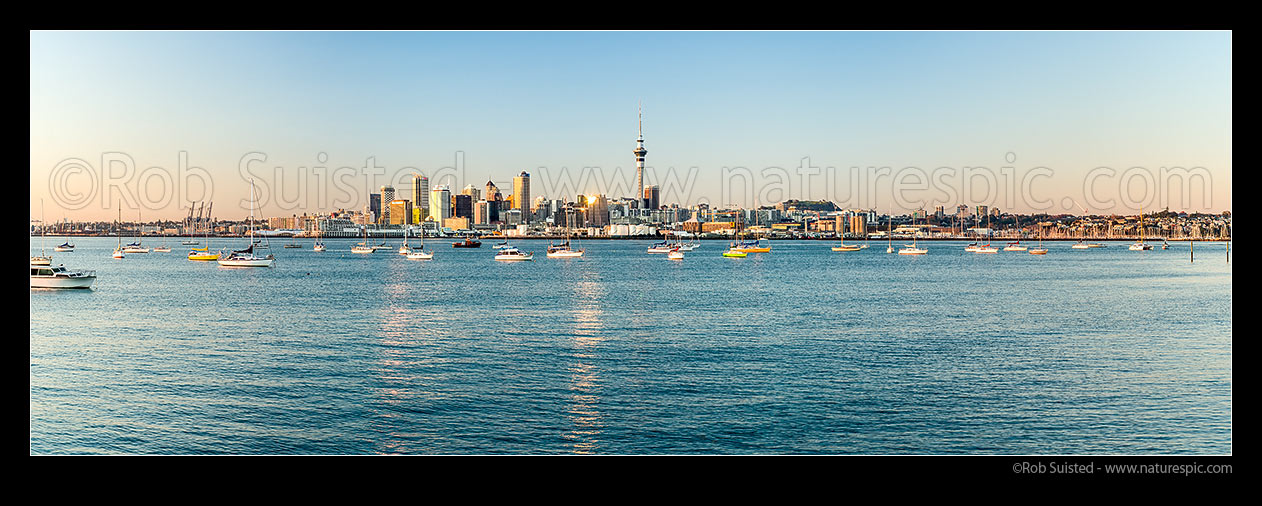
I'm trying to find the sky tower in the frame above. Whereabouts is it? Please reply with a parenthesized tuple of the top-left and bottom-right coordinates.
(634, 102, 647, 208)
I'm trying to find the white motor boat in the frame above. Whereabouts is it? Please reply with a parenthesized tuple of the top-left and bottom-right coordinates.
(31, 264, 96, 289)
(494, 247, 534, 261)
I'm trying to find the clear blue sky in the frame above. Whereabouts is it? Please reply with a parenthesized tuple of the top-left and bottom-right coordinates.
(30, 31, 1231, 220)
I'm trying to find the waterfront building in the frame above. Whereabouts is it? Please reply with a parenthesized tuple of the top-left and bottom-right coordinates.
(849, 214, 868, 236)
(513, 171, 531, 223)
(412, 174, 429, 223)
(462, 184, 481, 202)
(587, 194, 609, 227)
(643, 185, 660, 210)
(474, 200, 491, 225)
(430, 185, 452, 223)
(454, 194, 473, 220)
(444, 217, 470, 230)
(389, 199, 412, 226)
(503, 208, 523, 226)
(379, 186, 396, 225)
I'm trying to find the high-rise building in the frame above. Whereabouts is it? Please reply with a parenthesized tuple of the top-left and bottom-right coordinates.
(389, 199, 412, 225)
(513, 171, 531, 223)
(633, 102, 647, 208)
(454, 194, 473, 220)
(485, 180, 503, 223)
(369, 193, 381, 223)
(643, 185, 660, 210)
(587, 194, 609, 227)
(532, 195, 550, 223)
(485, 180, 501, 201)
(474, 200, 491, 225)
(461, 184, 480, 202)
(430, 185, 452, 223)
(412, 174, 429, 223)
(379, 186, 395, 224)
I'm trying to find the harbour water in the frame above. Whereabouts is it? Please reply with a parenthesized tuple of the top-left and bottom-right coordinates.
(30, 238, 1232, 454)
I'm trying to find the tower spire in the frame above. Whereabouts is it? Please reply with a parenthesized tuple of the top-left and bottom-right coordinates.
(633, 101, 648, 206)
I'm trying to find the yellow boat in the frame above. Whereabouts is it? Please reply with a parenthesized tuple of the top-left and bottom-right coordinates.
(831, 243, 864, 252)
(187, 247, 219, 261)
(722, 249, 748, 258)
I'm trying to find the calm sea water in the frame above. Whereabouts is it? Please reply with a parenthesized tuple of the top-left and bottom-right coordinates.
(30, 237, 1232, 454)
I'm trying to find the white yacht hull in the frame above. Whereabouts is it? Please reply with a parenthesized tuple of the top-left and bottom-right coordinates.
(546, 250, 584, 258)
(30, 276, 95, 289)
(217, 258, 274, 267)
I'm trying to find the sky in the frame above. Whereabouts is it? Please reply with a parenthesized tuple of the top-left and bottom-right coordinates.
(30, 31, 1231, 221)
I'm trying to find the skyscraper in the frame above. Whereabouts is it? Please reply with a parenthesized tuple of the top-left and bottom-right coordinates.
(461, 184, 481, 202)
(380, 185, 395, 225)
(513, 171, 531, 224)
(633, 102, 647, 208)
(389, 199, 412, 225)
(454, 194, 473, 220)
(587, 194, 609, 227)
(643, 185, 660, 210)
(369, 193, 381, 223)
(485, 180, 502, 223)
(412, 173, 429, 223)
(474, 200, 490, 225)
(430, 185, 452, 224)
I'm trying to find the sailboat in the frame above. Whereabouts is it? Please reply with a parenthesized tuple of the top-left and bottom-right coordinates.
(973, 213, 998, 253)
(32, 200, 54, 265)
(187, 209, 219, 261)
(153, 230, 172, 252)
(313, 224, 326, 252)
(676, 234, 699, 252)
(406, 227, 434, 260)
(1029, 227, 1048, 255)
(217, 179, 275, 267)
(831, 231, 867, 252)
(546, 208, 585, 258)
(121, 209, 150, 253)
(885, 210, 894, 253)
(1129, 204, 1153, 250)
(351, 226, 374, 253)
(54, 239, 75, 252)
(398, 227, 413, 255)
(1002, 229, 1027, 252)
(723, 213, 750, 257)
(898, 213, 927, 255)
(112, 207, 126, 259)
(647, 237, 674, 253)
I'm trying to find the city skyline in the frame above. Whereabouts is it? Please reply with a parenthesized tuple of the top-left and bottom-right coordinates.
(31, 31, 1232, 220)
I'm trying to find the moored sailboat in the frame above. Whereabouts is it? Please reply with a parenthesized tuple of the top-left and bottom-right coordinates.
(217, 179, 275, 267)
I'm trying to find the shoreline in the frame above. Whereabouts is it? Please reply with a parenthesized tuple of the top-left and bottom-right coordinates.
(30, 234, 1233, 242)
